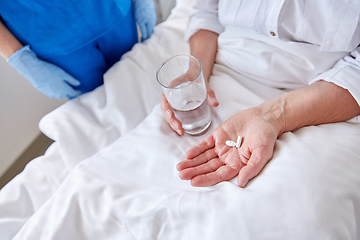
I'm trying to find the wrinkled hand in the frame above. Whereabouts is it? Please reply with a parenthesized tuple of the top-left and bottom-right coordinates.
(8, 45, 81, 99)
(134, 0, 156, 41)
(161, 82, 219, 136)
(177, 107, 280, 187)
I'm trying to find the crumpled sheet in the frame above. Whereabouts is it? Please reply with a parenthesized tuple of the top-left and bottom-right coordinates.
(1, 0, 360, 239)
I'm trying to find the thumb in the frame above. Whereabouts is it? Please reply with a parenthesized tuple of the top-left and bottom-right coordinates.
(206, 87, 219, 107)
(237, 148, 273, 188)
(140, 24, 148, 40)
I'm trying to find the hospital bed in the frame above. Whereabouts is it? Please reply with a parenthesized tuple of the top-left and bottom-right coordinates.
(1, 0, 360, 239)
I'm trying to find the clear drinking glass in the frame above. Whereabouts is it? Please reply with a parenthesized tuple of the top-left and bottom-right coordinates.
(156, 54, 212, 135)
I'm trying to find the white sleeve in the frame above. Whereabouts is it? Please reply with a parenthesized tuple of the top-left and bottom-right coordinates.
(184, 0, 224, 41)
(309, 47, 360, 123)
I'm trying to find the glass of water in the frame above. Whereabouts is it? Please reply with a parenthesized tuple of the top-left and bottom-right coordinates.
(156, 54, 212, 135)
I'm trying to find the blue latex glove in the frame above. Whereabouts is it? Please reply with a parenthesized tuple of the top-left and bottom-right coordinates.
(7, 45, 81, 99)
(134, 0, 157, 41)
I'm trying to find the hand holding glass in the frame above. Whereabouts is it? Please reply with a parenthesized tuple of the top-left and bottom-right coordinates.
(156, 54, 212, 135)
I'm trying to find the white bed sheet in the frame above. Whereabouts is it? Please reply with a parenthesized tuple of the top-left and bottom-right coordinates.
(1, 0, 360, 239)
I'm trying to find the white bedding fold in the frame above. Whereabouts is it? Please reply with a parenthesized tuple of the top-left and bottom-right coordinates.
(13, 65, 360, 238)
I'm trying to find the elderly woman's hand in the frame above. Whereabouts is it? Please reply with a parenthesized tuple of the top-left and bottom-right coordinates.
(161, 83, 219, 136)
(177, 107, 281, 187)
(161, 29, 219, 136)
(177, 81, 360, 187)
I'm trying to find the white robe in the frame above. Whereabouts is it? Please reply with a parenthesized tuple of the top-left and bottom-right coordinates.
(186, 0, 360, 115)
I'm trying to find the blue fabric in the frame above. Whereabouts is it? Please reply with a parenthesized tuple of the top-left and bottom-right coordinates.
(0, 0, 132, 57)
(1, 0, 138, 95)
(38, 8, 138, 94)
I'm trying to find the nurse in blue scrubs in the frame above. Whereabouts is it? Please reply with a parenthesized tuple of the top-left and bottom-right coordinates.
(0, 0, 156, 98)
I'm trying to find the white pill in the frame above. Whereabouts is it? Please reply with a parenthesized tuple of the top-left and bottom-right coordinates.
(236, 136, 242, 148)
(226, 140, 236, 147)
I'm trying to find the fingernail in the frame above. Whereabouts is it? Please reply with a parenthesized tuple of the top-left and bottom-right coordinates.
(242, 179, 249, 188)
(212, 97, 219, 104)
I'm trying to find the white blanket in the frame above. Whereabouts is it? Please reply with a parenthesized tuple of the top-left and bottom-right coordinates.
(1, 1, 360, 239)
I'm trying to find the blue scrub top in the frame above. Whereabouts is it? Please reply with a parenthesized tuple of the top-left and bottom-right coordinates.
(0, 0, 132, 57)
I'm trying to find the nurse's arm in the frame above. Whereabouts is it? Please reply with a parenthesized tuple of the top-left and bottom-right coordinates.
(0, 20, 23, 60)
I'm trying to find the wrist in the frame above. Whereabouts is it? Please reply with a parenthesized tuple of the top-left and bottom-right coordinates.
(2, 44, 22, 60)
(257, 97, 287, 136)
(7, 45, 40, 85)
(7, 45, 36, 66)
(189, 30, 218, 82)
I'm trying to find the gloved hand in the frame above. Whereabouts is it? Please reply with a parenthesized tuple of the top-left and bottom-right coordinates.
(7, 45, 81, 99)
(134, 0, 157, 41)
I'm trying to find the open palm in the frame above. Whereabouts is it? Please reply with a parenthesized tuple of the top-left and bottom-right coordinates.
(177, 107, 280, 187)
